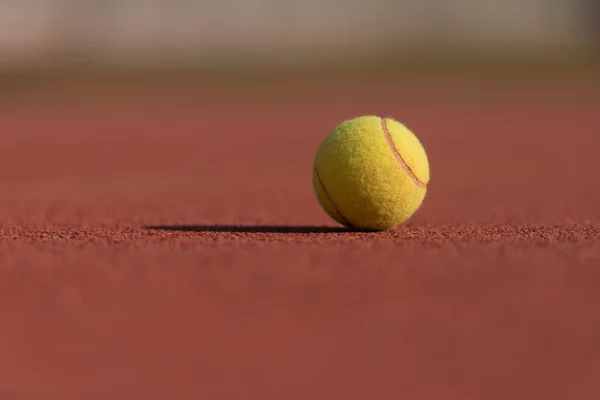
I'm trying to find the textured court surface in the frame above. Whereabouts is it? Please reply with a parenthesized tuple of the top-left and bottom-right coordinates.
(1, 78, 599, 399)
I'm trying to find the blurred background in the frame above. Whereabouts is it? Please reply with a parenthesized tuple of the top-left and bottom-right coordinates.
(1, 0, 599, 93)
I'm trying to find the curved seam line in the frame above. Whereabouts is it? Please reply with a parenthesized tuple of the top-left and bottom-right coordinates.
(314, 167, 356, 229)
(381, 118, 426, 188)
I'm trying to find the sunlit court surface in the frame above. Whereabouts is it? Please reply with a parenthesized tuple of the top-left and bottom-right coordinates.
(1, 1, 600, 399)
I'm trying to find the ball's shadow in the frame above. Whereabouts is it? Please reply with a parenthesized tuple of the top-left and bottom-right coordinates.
(144, 224, 357, 234)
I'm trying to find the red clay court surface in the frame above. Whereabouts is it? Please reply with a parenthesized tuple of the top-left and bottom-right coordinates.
(1, 77, 599, 399)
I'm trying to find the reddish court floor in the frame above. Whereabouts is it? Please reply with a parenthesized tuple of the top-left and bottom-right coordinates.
(0, 79, 599, 399)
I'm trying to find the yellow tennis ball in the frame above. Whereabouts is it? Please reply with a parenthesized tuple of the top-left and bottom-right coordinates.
(312, 115, 430, 231)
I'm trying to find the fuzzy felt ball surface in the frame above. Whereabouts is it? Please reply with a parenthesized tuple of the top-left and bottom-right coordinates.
(312, 115, 430, 231)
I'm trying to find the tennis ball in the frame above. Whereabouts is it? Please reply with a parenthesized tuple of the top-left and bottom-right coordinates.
(312, 115, 430, 231)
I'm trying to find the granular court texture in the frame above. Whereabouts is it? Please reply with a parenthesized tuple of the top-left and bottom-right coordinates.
(1, 80, 599, 399)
